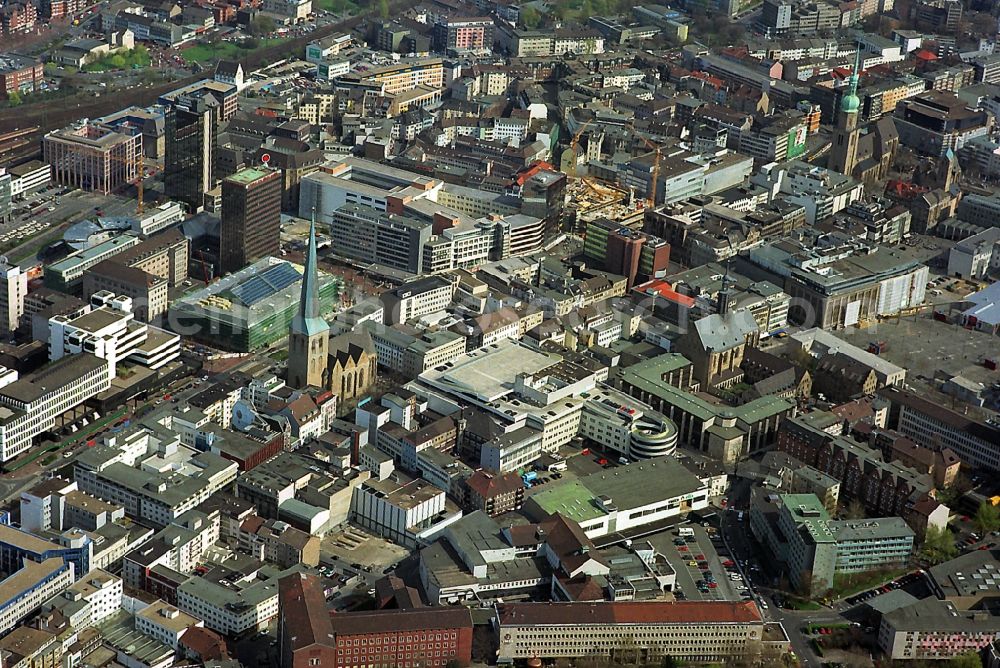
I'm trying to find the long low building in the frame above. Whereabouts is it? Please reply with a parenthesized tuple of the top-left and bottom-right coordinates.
(523, 457, 709, 539)
(0, 353, 112, 463)
(496, 601, 789, 664)
(881, 386, 1000, 472)
(878, 598, 1000, 660)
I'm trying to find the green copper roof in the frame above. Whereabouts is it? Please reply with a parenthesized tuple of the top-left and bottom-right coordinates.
(840, 43, 862, 114)
(290, 213, 328, 338)
(226, 168, 271, 185)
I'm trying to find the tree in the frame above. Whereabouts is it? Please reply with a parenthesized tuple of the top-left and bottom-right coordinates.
(6, 90, 22, 106)
(975, 502, 1000, 535)
(951, 652, 983, 668)
(520, 6, 541, 28)
(250, 15, 276, 36)
(843, 499, 866, 520)
(920, 525, 958, 565)
(377, 0, 389, 19)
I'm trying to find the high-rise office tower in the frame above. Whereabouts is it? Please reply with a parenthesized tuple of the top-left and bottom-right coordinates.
(164, 93, 219, 212)
(220, 168, 281, 274)
(0, 257, 26, 335)
(287, 214, 329, 389)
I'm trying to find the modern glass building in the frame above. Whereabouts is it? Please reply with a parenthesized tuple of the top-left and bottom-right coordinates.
(167, 257, 339, 351)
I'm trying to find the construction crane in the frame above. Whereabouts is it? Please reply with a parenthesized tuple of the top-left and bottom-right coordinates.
(196, 249, 212, 284)
(563, 119, 592, 178)
(135, 151, 144, 216)
(629, 123, 663, 208)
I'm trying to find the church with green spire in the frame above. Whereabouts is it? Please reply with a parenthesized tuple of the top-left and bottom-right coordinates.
(288, 213, 330, 390)
(828, 48, 863, 177)
(827, 45, 900, 186)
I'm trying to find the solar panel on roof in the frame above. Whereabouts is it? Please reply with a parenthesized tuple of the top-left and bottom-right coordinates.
(231, 262, 301, 306)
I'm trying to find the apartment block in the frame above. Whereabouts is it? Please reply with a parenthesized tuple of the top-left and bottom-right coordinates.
(750, 492, 913, 595)
(75, 425, 237, 527)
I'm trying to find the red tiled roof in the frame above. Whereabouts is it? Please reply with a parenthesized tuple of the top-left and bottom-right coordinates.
(179, 627, 229, 660)
(240, 515, 265, 534)
(498, 601, 762, 626)
(329, 608, 472, 636)
(633, 280, 696, 308)
(279, 573, 335, 651)
(515, 161, 556, 186)
(466, 470, 523, 498)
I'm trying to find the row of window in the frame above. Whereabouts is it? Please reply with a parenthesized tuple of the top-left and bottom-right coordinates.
(339, 633, 457, 646)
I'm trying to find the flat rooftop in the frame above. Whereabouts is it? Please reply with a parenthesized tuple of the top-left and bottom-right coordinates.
(526, 457, 706, 523)
(226, 168, 273, 186)
(62, 307, 127, 333)
(0, 354, 106, 406)
(418, 339, 558, 403)
(0, 559, 67, 610)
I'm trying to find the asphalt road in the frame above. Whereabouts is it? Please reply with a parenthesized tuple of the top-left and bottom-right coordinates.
(719, 475, 839, 667)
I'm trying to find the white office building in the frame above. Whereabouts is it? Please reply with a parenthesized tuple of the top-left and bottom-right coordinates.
(49, 291, 181, 372)
(0, 258, 27, 335)
(0, 354, 111, 462)
(350, 473, 461, 547)
(947, 228, 1000, 279)
(43, 569, 123, 629)
(136, 600, 203, 651)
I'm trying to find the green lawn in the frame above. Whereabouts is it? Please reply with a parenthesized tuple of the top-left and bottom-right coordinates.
(180, 39, 282, 64)
(82, 47, 151, 72)
(313, 0, 358, 13)
(788, 598, 822, 611)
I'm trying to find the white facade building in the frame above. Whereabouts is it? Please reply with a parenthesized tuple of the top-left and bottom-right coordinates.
(44, 569, 123, 629)
(136, 600, 203, 651)
(0, 354, 111, 462)
(49, 292, 181, 372)
(0, 258, 27, 335)
(948, 228, 1000, 279)
(350, 474, 458, 547)
(578, 387, 679, 460)
(9, 162, 51, 200)
(176, 576, 280, 636)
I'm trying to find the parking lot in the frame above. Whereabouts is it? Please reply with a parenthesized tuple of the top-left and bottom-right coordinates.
(843, 570, 927, 607)
(646, 525, 752, 602)
(834, 311, 1000, 408)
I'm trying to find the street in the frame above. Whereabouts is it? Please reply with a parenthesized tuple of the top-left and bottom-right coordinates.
(719, 475, 839, 667)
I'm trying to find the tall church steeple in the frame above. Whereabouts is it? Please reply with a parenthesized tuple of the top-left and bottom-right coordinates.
(829, 45, 863, 178)
(287, 210, 329, 389)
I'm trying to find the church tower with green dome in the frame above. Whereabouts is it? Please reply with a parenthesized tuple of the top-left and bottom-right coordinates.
(287, 210, 330, 390)
(829, 46, 863, 177)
